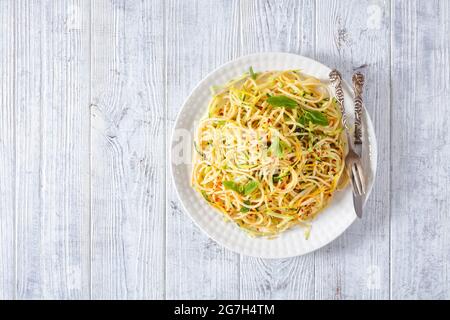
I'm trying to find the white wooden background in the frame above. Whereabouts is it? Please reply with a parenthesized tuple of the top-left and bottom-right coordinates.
(0, 0, 449, 300)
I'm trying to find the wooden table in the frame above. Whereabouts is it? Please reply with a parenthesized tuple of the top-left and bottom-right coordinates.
(1, 0, 449, 300)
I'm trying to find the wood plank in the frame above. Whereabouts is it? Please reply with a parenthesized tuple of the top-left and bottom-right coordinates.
(314, 0, 390, 299)
(90, 0, 165, 299)
(14, 0, 91, 299)
(0, 0, 15, 300)
(165, 0, 241, 299)
(39, 0, 91, 299)
(391, 0, 450, 299)
(14, 0, 43, 299)
(238, 0, 315, 300)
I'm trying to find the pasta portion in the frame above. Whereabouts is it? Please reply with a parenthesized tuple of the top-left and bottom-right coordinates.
(192, 68, 347, 237)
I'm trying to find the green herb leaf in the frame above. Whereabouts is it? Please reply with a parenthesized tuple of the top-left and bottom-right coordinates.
(193, 141, 205, 158)
(223, 181, 243, 194)
(240, 200, 251, 213)
(299, 115, 309, 126)
(267, 95, 298, 109)
(223, 180, 259, 195)
(273, 171, 290, 182)
(299, 110, 329, 126)
(201, 190, 210, 202)
(308, 110, 329, 125)
(298, 115, 307, 126)
(249, 66, 257, 80)
(243, 181, 259, 195)
(270, 136, 284, 158)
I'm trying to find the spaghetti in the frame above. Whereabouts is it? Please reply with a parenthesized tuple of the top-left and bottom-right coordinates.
(192, 69, 347, 237)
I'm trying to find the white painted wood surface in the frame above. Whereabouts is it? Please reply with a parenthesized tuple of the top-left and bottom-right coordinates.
(11, 0, 91, 299)
(313, 0, 390, 299)
(391, 0, 450, 299)
(0, 0, 449, 300)
(90, 0, 165, 299)
(165, 0, 241, 299)
(0, 0, 15, 300)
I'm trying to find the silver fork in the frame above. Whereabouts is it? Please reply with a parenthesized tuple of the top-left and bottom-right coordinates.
(329, 70, 365, 217)
(352, 72, 364, 158)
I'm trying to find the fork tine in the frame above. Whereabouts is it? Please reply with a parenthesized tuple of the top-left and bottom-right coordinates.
(351, 165, 363, 195)
(352, 161, 365, 195)
(350, 169, 358, 194)
(355, 162, 366, 194)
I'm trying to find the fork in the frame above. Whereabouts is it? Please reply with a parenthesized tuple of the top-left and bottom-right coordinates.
(329, 69, 365, 217)
(352, 72, 364, 157)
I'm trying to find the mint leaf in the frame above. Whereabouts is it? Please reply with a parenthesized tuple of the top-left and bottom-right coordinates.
(240, 200, 251, 213)
(298, 115, 308, 126)
(308, 110, 329, 125)
(267, 95, 298, 109)
(273, 171, 290, 182)
(240, 206, 250, 213)
(299, 110, 329, 126)
(243, 181, 259, 195)
(270, 136, 284, 158)
(223, 181, 243, 193)
(223, 180, 259, 196)
(201, 190, 210, 202)
(249, 66, 257, 80)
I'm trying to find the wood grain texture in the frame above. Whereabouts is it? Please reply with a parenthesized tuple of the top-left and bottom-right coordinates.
(0, 0, 15, 300)
(14, 0, 91, 299)
(13, 0, 91, 299)
(314, 0, 390, 299)
(1, 0, 450, 300)
(90, 0, 165, 299)
(39, 0, 91, 299)
(391, 0, 450, 299)
(14, 0, 44, 299)
(239, 0, 315, 300)
(165, 0, 241, 299)
(240, 0, 315, 54)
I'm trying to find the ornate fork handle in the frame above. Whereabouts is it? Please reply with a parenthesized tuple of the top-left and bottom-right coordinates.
(329, 70, 348, 129)
(329, 69, 366, 218)
(352, 72, 364, 145)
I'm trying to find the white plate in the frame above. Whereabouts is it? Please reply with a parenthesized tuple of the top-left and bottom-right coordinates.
(170, 52, 377, 258)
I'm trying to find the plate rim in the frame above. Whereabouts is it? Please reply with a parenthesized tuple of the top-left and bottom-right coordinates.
(170, 51, 377, 258)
